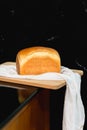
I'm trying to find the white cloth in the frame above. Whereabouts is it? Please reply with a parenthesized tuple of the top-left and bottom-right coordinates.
(60, 67, 85, 130)
(0, 64, 85, 130)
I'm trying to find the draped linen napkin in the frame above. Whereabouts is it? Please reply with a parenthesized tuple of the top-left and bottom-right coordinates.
(0, 64, 85, 130)
(59, 67, 85, 130)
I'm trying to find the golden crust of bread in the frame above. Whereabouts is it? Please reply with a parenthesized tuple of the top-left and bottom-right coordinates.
(16, 46, 61, 75)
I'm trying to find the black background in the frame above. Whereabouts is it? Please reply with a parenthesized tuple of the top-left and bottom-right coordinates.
(0, 0, 87, 130)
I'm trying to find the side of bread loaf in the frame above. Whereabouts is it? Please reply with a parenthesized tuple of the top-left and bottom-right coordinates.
(16, 46, 61, 75)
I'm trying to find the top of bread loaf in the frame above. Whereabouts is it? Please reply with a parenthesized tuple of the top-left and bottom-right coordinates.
(16, 46, 61, 75)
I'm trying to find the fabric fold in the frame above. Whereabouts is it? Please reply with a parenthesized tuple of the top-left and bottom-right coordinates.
(60, 66, 85, 130)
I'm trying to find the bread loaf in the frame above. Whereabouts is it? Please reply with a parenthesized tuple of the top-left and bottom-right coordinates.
(16, 46, 61, 75)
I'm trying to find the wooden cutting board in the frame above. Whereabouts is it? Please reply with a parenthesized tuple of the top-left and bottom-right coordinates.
(0, 62, 83, 90)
